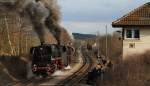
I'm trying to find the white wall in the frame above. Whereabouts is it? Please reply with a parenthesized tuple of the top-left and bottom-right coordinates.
(123, 27, 150, 59)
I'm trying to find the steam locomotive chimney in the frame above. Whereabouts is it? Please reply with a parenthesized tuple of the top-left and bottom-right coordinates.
(41, 41, 44, 46)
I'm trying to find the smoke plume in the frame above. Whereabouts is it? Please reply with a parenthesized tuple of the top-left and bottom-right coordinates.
(24, 0, 62, 44)
(41, 0, 62, 44)
(25, 0, 50, 42)
(0, 0, 65, 45)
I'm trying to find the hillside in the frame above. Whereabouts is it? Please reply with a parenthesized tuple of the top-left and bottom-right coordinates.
(72, 33, 96, 40)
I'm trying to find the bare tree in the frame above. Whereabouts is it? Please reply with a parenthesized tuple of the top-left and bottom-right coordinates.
(4, 16, 16, 55)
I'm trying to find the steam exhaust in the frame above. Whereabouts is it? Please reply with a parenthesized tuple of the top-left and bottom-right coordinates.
(14, 0, 62, 44)
(0, 0, 62, 44)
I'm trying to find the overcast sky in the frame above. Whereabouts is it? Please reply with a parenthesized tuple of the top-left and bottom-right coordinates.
(58, 0, 149, 35)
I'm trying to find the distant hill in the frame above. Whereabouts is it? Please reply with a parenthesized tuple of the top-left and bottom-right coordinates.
(72, 33, 96, 40)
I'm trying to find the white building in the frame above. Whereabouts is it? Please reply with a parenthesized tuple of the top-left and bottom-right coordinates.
(112, 2, 150, 59)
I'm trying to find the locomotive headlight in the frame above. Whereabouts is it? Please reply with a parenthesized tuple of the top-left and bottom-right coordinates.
(33, 64, 37, 67)
(32, 64, 37, 72)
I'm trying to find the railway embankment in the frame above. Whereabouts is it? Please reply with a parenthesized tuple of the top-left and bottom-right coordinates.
(0, 56, 29, 86)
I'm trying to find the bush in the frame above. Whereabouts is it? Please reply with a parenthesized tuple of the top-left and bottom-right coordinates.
(97, 51, 150, 86)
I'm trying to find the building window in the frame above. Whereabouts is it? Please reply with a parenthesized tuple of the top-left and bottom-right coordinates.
(126, 29, 140, 39)
(134, 30, 140, 38)
(126, 30, 132, 38)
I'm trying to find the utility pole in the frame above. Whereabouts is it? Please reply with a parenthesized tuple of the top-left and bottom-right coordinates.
(105, 25, 108, 58)
(97, 31, 100, 56)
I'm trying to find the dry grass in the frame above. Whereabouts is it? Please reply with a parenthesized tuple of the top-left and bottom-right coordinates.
(97, 51, 150, 86)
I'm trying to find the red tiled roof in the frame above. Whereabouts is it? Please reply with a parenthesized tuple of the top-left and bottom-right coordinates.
(112, 2, 150, 27)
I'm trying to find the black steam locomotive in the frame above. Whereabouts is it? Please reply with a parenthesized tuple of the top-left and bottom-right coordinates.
(30, 43, 67, 77)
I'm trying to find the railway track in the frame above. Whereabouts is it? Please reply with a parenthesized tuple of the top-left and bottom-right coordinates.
(57, 47, 94, 86)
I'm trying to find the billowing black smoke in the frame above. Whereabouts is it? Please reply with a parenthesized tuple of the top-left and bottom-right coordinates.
(19, 0, 62, 44)
(25, 0, 50, 43)
(43, 0, 62, 45)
